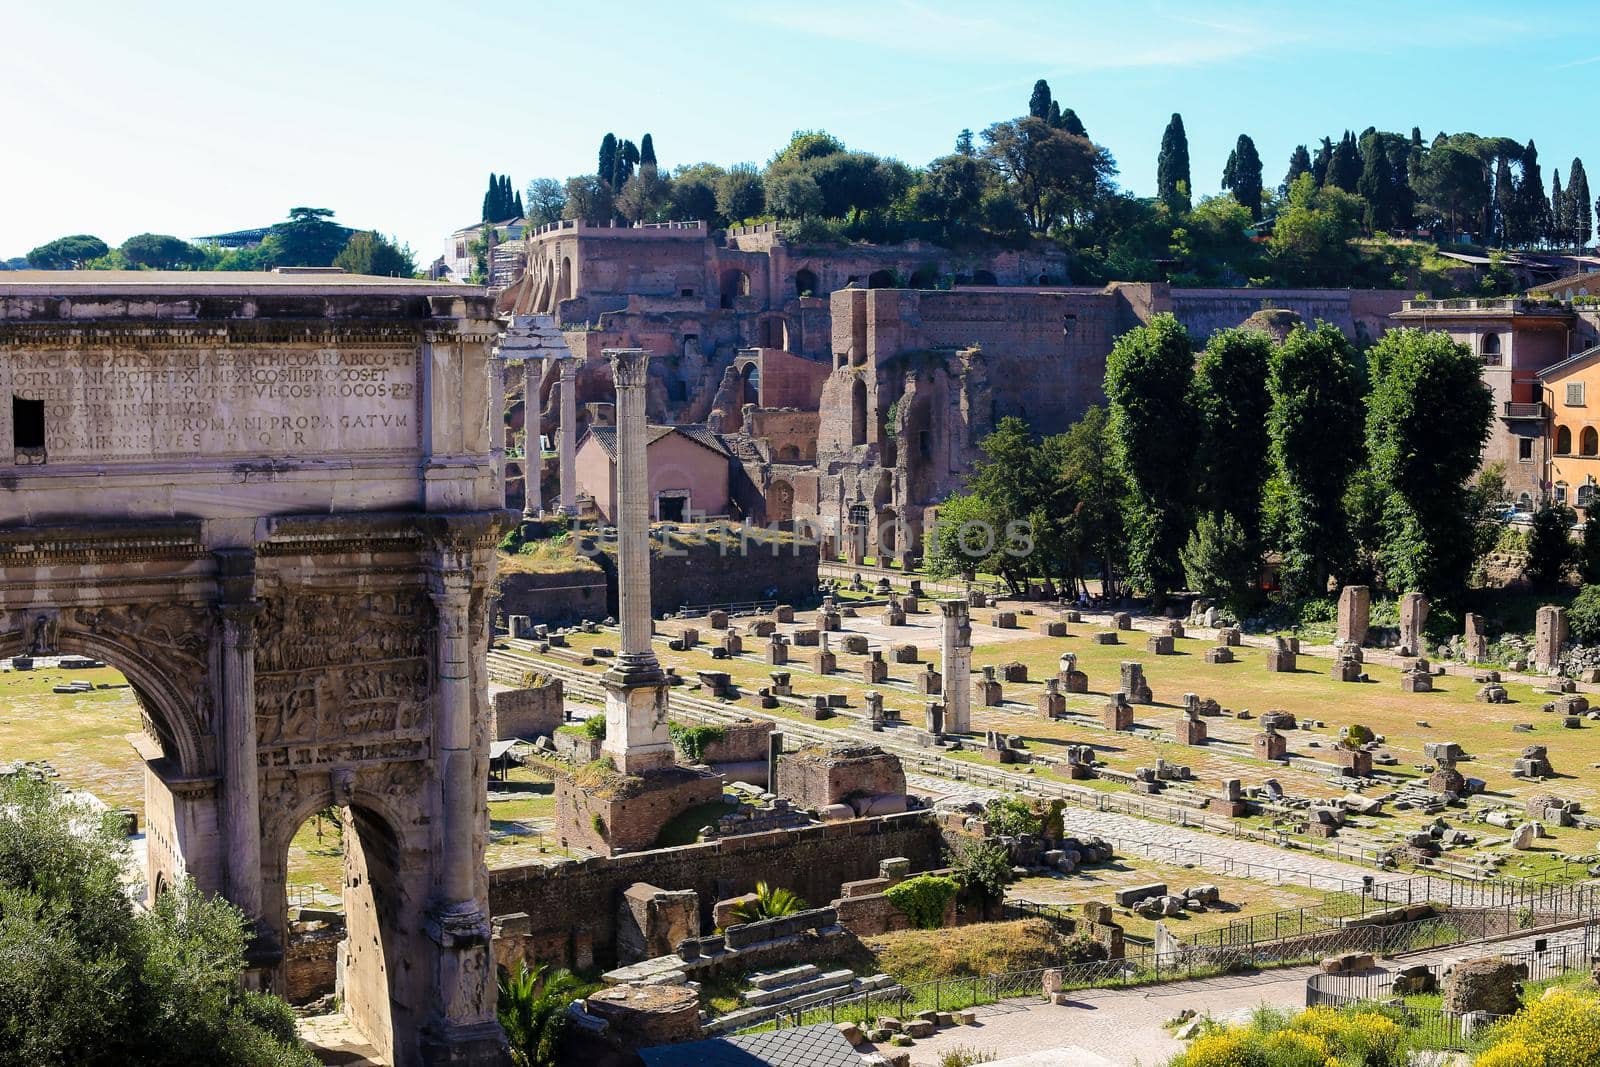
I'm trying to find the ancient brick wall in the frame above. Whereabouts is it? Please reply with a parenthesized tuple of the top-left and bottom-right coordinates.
(1169, 288, 1407, 343)
(494, 568, 609, 625)
(488, 810, 943, 968)
(283, 919, 345, 1003)
(591, 536, 820, 613)
(555, 772, 724, 855)
(700, 718, 774, 764)
(775, 746, 907, 811)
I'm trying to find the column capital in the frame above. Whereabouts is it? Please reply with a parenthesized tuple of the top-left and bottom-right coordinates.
(215, 599, 263, 648)
(605, 347, 650, 389)
(556, 353, 580, 380)
(939, 598, 969, 619)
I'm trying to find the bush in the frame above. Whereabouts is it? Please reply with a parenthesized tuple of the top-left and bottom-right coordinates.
(581, 716, 607, 740)
(1526, 503, 1576, 588)
(1167, 1005, 1404, 1067)
(983, 796, 1041, 837)
(0, 776, 316, 1067)
(729, 882, 806, 923)
(667, 722, 726, 763)
(1475, 988, 1600, 1067)
(884, 874, 959, 930)
(947, 839, 1012, 906)
(1572, 585, 1600, 644)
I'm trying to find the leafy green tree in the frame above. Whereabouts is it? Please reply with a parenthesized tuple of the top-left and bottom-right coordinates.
(947, 838, 1012, 909)
(118, 233, 203, 270)
(616, 164, 671, 223)
(1269, 175, 1364, 285)
(0, 775, 314, 1066)
(1171, 196, 1261, 284)
(26, 234, 108, 268)
(1570, 584, 1600, 643)
(925, 491, 1006, 581)
(1310, 136, 1334, 187)
(333, 231, 416, 277)
(666, 163, 723, 224)
(561, 175, 614, 222)
(1526, 503, 1577, 588)
(1365, 329, 1494, 597)
(1581, 510, 1600, 585)
(1266, 322, 1366, 597)
(909, 153, 986, 238)
(1104, 313, 1197, 603)
(1052, 406, 1126, 598)
(1191, 326, 1273, 543)
(1181, 511, 1259, 617)
(1220, 134, 1263, 219)
(1514, 140, 1550, 246)
(1357, 135, 1398, 233)
(524, 178, 567, 225)
(268, 207, 350, 267)
(981, 116, 1116, 231)
(715, 164, 765, 222)
(1494, 155, 1518, 244)
(1156, 113, 1192, 213)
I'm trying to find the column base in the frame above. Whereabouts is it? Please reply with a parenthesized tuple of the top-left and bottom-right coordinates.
(420, 1021, 511, 1067)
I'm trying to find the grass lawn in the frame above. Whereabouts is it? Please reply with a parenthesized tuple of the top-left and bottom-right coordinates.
(0, 664, 146, 814)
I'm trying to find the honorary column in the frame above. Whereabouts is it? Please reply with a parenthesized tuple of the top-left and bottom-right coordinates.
(601, 348, 674, 773)
(522, 358, 542, 519)
(558, 354, 578, 516)
(940, 599, 972, 734)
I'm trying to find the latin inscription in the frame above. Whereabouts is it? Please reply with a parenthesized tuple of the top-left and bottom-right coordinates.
(7, 346, 419, 459)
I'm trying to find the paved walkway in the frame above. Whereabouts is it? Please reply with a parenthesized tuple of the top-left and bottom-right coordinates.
(908, 774, 1377, 891)
(890, 926, 1592, 1066)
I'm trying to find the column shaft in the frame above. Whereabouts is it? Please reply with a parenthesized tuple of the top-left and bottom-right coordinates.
(558, 358, 578, 515)
(522, 359, 541, 517)
(940, 600, 972, 734)
(219, 603, 262, 921)
(431, 572, 475, 905)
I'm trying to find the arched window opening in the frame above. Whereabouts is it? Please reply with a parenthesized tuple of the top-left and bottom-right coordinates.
(561, 256, 573, 300)
(1557, 426, 1573, 455)
(866, 270, 894, 289)
(1583, 427, 1599, 457)
(851, 377, 868, 446)
(909, 267, 937, 289)
(1579, 484, 1596, 508)
(1481, 333, 1502, 365)
(794, 268, 819, 298)
(972, 269, 998, 285)
(1516, 492, 1533, 512)
(739, 362, 760, 407)
(720, 269, 751, 309)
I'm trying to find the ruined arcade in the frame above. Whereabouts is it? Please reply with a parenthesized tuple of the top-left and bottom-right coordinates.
(0, 272, 512, 1066)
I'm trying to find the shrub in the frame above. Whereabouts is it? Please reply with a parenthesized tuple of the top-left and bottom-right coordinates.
(983, 796, 1041, 837)
(885, 874, 959, 930)
(1571, 584, 1600, 643)
(667, 722, 726, 763)
(1342, 723, 1374, 749)
(948, 839, 1013, 906)
(499, 963, 597, 1067)
(1476, 989, 1600, 1067)
(1525, 503, 1576, 588)
(938, 1049, 996, 1067)
(581, 716, 607, 740)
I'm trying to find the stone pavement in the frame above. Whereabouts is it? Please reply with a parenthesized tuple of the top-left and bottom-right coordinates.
(893, 926, 1593, 1067)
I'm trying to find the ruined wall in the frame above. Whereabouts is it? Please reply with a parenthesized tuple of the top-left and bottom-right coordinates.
(1168, 288, 1408, 344)
(591, 536, 820, 612)
(487, 810, 943, 968)
(743, 410, 820, 463)
(495, 567, 610, 625)
(491, 681, 564, 740)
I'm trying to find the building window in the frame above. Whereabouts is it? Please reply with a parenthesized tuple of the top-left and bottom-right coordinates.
(13, 396, 44, 451)
(1584, 427, 1599, 457)
(1556, 482, 1570, 505)
(1517, 492, 1533, 512)
(1568, 383, 1586, 407)
(1480, 333, 1501, 365)
(1557, 426, 1573, 455)
(1580, 484, 1597, 509)
(1519, 437, 1534, 462)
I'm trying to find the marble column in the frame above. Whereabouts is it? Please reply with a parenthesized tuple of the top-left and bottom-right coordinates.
(601, 348, 673, 773)
(522, 358, 542, 518)
(217, 598, 263, 924)
(940, 599, 972, 734)
(558, 355, 578, 516)
(429, 564, 477, 906)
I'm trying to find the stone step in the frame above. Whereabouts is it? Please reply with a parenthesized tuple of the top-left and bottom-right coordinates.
(711, 976, 859, 1031)
(746, 964, 820, 991)
(740, 968, 854, 1007)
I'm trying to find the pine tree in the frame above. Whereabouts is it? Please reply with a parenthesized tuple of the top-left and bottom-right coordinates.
(1221, 134, 1263, 220)
(955, 129, 975, 157)
(1283, 144, 1311, 195)
(1494, 156, 1517, 245)
(1156, 113, 1191, 213)
(1571, 159, 1593, 248)
(1028, 79, 1052, 120)
(640, 133, 656, 168)
(598, 134, 618, 188)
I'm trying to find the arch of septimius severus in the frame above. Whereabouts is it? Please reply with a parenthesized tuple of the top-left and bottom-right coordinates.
(0, 271, 513, 1065)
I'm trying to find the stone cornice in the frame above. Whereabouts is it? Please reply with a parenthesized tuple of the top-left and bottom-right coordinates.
(0, 520, 207, 565)
(0, 321, 445, 349)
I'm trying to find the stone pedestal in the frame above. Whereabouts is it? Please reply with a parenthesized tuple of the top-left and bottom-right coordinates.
(1336, 585, 1370, 646)
(1146, 634, 1174, 655)
(914, 664, 941, 695)
(1175, 715, 1207, 745)
(1399, 592, 1428, 657)
(1119, 662, 1153, 703)
(1037, 680, 1065, 718)
(1204, 646, 1234, 664)
(862, 652, 887, 684)
(1253, 728, 1287, 760)
(1104, 694, 1134, 731)
(1332, 748, 1373, 776)
(767, 636, 789, 665)
(1463, 613, 1487, 663)
(976, 666, 1003, 706)
(1265, 640, 1296, 672)
(940, 600, 972, 733)
(1535, 605, 1568, 672)
(1039, 619, 1068, 637)
(1218, 627, 1242, 647)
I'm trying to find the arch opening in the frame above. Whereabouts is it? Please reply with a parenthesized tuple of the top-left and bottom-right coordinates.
(794, 268, 819, 298)
(1557, 426, 1573, 455)
(850, 377, 868, 446)
(720, 269, 751, 309)
(866, 269, 894, 289)
(1581, 427, 1597, 457)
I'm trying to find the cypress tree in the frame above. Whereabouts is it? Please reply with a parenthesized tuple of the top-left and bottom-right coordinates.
(1311, 137, 1333, 187)
(1057, 107, 1087, 138)
(1328, 132, 1361, 192)
(1494, 156, 1517, 245)
(598, 134, 618, 188)
(640, 133, 656, 168)
(1358, 145, 1395, 233)
(1047, 100, 1062, 128)
(514, 191, 525, 219)
(1283, 144, 1312, 195)
(1571, 159, 1593, 248)
(1156, 113, 1192, 212)
(1222, 134, 1263, 219)
(1029, 79, 1052, 120)
(1516, 140, 1550, 246)
(1552, 171, 1567, 247)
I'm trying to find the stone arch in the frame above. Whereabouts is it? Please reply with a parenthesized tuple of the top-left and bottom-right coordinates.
(1581, 427, 1597, 457)
(794, 268, 819, 297)
(739, 361, 761, 408)
(561, 256, 573, 300)
(1481, 333, 1502, 363)
(767, 479, 794, 523)
(972, 269, 998, 285)
(909, 266, 937, 289)
(1557, 425, 1573, 455)
(776, 444, 801, 462)
(851, 376, 868, 446)
(866, 269, 895, 289)
(720, 269, 751, 309)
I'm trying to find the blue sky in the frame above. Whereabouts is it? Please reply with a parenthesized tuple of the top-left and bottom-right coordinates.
(3, 0, 1597, 264)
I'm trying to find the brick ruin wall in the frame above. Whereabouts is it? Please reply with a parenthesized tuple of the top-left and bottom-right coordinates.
(1166, 288, 1407, 345)
(491, 680, 564, 740)
(590, 536, 820, 612)
(495, 568, 610, 626)
(488, 810, 944, 969)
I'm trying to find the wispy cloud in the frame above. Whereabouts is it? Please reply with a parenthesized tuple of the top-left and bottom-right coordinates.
(1555, 53, 1600, 69)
